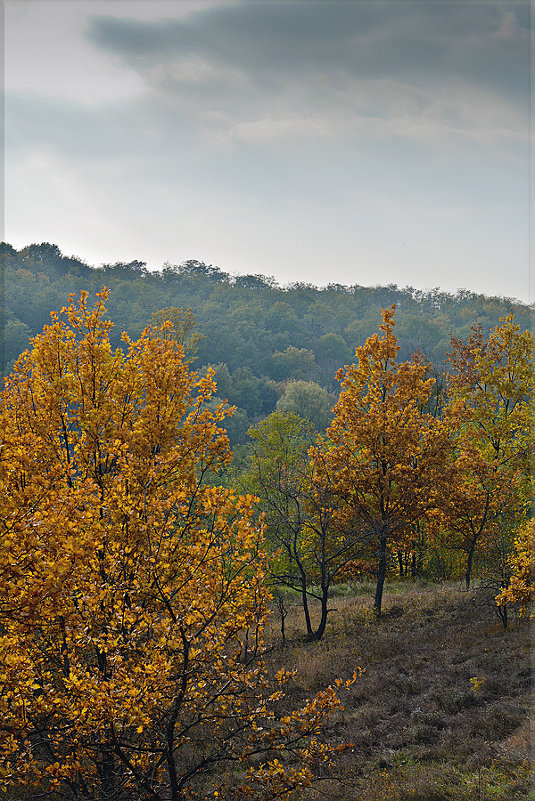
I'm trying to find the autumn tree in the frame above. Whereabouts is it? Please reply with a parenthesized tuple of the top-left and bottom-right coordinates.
(0, 292, 354, 801)
(442, 315, 534, 589)
(496, 520, 535, 616)
(315, 306, 452, 616)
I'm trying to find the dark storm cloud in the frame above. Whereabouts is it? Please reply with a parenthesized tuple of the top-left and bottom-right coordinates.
(86, 1, 529, 99)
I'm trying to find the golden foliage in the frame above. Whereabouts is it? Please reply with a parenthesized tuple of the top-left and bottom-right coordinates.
(496, 520, 535, 615)
(0, 292, 353, 801)
(314, 306, 452, 614)
(440, 314, 535, 587)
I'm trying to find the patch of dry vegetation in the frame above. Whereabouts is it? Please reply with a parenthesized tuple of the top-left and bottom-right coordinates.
(266, 581, 532, 800)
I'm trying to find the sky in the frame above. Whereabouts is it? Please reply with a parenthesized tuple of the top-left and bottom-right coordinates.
(4, 0, 532, 302)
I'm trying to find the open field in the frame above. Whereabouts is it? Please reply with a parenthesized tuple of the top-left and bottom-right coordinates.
(265, 581, 532, 801)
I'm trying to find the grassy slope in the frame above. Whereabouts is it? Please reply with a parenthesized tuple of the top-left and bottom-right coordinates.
(266, 582, 532, 801)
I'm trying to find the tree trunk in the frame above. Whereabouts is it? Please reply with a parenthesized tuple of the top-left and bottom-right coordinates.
(397, 551, 404, 577)
(498, 601, 508, 630)
(313, 590, 329, 642)
(497, 580, 509, 630)
(465, 541, 476, 590)
(99, 750, 115, 801)
(274, 592, 287, 644)
(301, 581, 313, 639)
(374, 532, 388, 617)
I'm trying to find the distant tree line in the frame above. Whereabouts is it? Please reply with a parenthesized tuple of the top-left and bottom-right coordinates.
(2, 241, 532, 446)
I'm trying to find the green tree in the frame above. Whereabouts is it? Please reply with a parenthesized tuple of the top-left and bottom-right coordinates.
(241, 412, 361, 641)
(313, 333, 351, 387)
(276, 380, 333, 431)
(229, 366, 278, 419)
(1, 317, 31, 371)
(271, 346, 316, 381)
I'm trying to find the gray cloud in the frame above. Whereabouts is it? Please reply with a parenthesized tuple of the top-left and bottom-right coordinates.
(86, 2, 529, 92)
(10, 0, 529, 181)
(83, 1, 529, 150)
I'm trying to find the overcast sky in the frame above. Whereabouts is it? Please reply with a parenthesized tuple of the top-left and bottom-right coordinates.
(4, 1, 532, 301)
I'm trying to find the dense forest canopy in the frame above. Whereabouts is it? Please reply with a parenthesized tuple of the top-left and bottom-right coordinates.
(2, 241, 532, 442)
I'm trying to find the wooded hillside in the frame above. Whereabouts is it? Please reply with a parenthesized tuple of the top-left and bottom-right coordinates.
(2, 242, 532, 444)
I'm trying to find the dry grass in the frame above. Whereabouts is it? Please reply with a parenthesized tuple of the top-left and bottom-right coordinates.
(264, 580, 533, 800)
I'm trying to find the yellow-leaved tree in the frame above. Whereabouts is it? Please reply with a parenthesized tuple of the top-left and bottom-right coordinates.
(314, 306, 452, 616)
(496, 520, 534, 615)
(0, 292, 353, 801)
(441, 314, 535, 590)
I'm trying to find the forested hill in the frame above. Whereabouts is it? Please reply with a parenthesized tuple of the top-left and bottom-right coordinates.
(2, 241, 532, 441)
